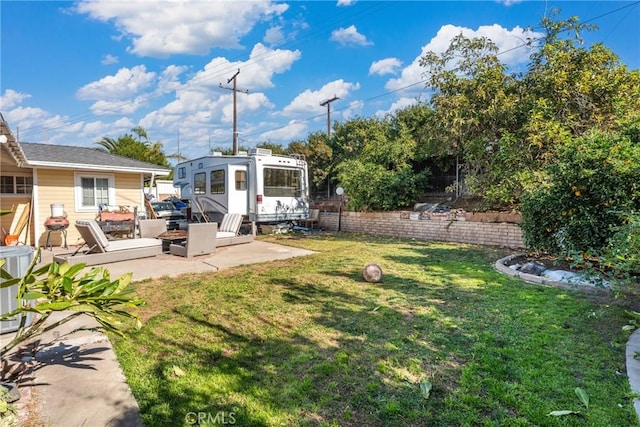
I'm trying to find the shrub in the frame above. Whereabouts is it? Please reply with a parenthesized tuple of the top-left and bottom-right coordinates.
(602, 212, 640, 278)
(337, 160, 430, 211)
(520, 131, 640, 257)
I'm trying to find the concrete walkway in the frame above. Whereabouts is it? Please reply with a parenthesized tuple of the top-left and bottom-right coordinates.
(2, 240, 315, 426)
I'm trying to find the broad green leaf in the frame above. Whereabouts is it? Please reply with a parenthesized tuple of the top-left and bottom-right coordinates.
(548, 410, 580, 416)
(420, 381, 432, 399)
(22, 292, 46, 300)
(35, 301, 72, 311)
(0, 278, 21, 288)
(575, 387, 589, 409)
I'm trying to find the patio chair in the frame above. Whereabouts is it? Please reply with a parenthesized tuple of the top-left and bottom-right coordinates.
(216, 213, 254, 247)
(138, 218, 167, 238)
(299, 209, 319, 229)
(169, 222, 217, 258)
(53, 219, 162, 266)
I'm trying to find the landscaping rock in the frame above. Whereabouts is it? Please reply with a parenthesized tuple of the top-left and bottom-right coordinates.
(520, 261, 546, 275)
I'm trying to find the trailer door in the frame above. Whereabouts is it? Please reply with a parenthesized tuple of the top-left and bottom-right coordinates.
(259, 166, 307, 222)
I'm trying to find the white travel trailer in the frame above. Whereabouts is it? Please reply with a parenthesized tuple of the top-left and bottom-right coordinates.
(173, 148, 310, 225)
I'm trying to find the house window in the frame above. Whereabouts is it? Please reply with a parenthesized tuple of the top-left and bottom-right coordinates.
(0, 175, 33, 195)
(194, 172, 206, 195)
(235, 170, 247, 191)
(74, 173, 115, 212)
(210, 170, 225, 194)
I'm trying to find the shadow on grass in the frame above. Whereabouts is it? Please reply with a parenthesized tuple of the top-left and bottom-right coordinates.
(117, 238, 635, 426)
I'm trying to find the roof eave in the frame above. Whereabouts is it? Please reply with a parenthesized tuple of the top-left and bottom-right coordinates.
(28, 160, 171, 175)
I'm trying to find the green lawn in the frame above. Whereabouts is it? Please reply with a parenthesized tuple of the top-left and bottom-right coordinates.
(112, 233, 637, 426)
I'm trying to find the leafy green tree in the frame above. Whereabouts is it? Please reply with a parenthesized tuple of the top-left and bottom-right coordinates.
(330, 115, 430, 210)
(419, 33, 523, 206)
(523, 12, 640, 156)
(96, 127, 171, 169)
(520, 130, 640, 257)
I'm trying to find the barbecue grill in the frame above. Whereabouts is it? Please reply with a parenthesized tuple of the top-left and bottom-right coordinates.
(44, 216, 69, 249)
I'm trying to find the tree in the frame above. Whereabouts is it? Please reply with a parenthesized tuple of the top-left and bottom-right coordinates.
(523, 11, 640, 157)
(419, 33, 522, 206)
(520, 130, 640, 257)
(416, 13, 640, 208)
(96, 127, 171, 169)
(330, 116, 430, 210)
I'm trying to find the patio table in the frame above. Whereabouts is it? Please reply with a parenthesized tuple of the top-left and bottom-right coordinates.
(157, 230, 187, 252)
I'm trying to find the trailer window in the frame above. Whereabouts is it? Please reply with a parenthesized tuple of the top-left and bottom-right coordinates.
(263, 168, 301, 197)
(194, 172, 206, 195)
(178, 167, 186, 179)
(210, 170, 225, 194)
(235, 171, 247, 190)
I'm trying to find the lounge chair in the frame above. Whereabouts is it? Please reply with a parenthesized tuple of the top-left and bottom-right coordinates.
(169, 222, 217, 258)
(53, 219, 162, 266)
(299, 209, 320, 229)
(138, 218, 167, 238)
(216, 213, 254, 247)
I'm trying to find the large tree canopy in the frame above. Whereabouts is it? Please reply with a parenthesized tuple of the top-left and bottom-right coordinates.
(413, 11, 640, 207)
(96, 127, 171, 171)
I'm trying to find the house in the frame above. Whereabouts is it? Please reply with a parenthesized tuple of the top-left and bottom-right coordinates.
(0, 114, 171, 247)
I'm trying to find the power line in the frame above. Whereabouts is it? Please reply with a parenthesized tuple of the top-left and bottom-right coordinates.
(13, 1, 637, 147)
(17, 2, 389, 140)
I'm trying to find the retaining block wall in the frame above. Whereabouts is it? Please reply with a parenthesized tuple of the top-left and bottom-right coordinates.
(317, 211, 525, 249)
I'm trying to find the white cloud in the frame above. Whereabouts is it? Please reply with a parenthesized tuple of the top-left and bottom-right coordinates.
(331, 25, 373, 47)
(340, 100, 364, 121)
(157, 65, 189, 94)
(385, 24, 542, 95)
(374, 97, 421, 117)
(260, 120, 308, 142)
(264, 26, 285, 46)
(74, 0, 289, 58)
(0, 89, 31, 110)
(89, 97, 147, 116)
(497, 0, 523, 5)
(101, 54, 119, 65)
(337, 0, 356, 6)
(282, 80, 360, 116)
(369, 58, 402, 76)
(186, 43, 301, 93)
(76, 65, 156, 101)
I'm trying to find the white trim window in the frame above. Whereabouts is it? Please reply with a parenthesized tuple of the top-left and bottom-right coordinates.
(74, 173, 115, 212)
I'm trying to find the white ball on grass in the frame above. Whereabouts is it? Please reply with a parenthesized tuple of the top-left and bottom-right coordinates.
(362, 263, 383, 283)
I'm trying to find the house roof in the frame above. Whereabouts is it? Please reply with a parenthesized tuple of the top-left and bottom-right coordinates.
(19, 142, 171, 176)
(1, 113, 170, 176)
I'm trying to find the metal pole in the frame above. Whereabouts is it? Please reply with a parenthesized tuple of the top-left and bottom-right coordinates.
(338, 195, 342, 232)
(320, 95, 339, 138)
(320, 96, 339, 199)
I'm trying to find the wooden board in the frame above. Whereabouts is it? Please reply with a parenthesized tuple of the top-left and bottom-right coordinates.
(9, 202, 30, 235)
(144, 197, 157, 219)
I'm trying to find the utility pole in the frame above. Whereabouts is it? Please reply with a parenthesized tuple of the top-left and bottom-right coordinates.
(320, 96, 339, 198)
(220, 69, 248, 155)
(320, 95, 339, 138)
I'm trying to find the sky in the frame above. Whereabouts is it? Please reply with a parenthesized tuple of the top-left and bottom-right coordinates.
(1, 0, 639, 161)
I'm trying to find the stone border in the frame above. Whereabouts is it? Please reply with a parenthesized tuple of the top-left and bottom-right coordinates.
(496, 253, 639, 423)
(494, 253, 610, 294)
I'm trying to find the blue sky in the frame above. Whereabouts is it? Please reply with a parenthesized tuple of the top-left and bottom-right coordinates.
(1, 1, 639, 161)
